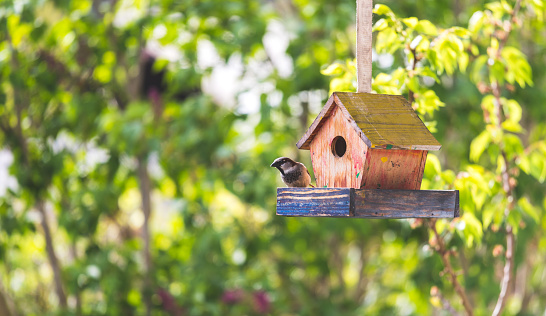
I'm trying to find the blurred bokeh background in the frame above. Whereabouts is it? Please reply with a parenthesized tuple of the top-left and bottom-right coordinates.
(1, 0, 546, 315)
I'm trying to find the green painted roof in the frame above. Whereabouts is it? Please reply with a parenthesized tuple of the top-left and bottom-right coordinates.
(297, 92, 441, 151)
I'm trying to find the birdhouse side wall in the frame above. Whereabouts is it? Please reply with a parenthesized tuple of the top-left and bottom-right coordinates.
(309, 104, 368, 189)
(360, 149, 427, 190)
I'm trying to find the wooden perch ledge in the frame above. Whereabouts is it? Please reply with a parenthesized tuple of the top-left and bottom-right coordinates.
(276, 188, 459, 218)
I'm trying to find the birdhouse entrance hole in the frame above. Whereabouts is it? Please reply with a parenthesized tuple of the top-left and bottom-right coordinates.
(331, 136, 347, 158)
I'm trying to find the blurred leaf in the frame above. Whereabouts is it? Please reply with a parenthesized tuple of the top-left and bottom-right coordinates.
(321, 63, 343, 76)
(501, 46, 533, 87)
(517, 197, 540, 223)
(402, 17, 418, 29)
(470, 130, 491, 162)
(415, 20, 438, 36)
(462, 212, 483, 246)
(373, 4, 393, 15)
(373, 18, 390, 32)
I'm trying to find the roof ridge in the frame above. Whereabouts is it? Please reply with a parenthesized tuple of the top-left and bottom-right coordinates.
(297, 92, 441, 151)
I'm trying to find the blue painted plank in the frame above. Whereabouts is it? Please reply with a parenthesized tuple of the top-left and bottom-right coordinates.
(276, 188, 352, 217)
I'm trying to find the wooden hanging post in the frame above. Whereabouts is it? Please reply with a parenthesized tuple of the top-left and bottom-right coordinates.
(274, 1, 460, 219)
(357, 0, 373, 93)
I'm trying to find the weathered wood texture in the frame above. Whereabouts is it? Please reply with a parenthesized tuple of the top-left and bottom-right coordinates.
(305, 101, 428, 190)
(297, 92, 441, 151)
(353, 189, 459, 218)
(276, 188, 459, 218)
(309, 104, 367, 189)
(276, 188, 353, 217)
(357, 0, 373, 93)
(361, 149, 427, 190)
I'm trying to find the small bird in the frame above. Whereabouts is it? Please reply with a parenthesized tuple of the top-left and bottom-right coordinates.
(270, 157, 315, 188)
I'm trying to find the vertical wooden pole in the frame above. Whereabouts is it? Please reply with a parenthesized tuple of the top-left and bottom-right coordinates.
(357, 0, 373, 93)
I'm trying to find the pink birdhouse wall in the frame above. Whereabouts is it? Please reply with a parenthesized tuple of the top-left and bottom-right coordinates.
(308, 104, 367, 188)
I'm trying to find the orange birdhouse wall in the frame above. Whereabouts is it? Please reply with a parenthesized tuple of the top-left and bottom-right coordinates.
(309, 105, 367, 188)
(360, 148, 427, 190)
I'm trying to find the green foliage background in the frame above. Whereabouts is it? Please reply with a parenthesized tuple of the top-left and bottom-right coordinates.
(0, 0, 545, 315)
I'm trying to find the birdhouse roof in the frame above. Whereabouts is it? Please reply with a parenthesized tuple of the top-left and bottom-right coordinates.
(297, 92, 441, 151)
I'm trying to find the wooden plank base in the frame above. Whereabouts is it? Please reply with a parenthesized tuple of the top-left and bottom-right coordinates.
(276, 188, 353, 217)
(276, 188, 459, 218)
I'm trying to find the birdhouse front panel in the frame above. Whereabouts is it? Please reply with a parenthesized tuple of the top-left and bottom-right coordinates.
(360, 148, 427, 190)
(309, 103, 367, 188)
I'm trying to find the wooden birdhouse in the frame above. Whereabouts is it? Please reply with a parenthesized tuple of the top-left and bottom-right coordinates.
(297, 92, 440, 190)
(274, 0, 459, 219)
(275, 91, 459, 219)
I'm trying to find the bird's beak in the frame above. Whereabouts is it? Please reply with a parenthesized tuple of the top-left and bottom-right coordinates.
(270, 159, 281, 168)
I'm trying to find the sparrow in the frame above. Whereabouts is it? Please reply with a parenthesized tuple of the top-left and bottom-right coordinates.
(270, 157, 315, 188)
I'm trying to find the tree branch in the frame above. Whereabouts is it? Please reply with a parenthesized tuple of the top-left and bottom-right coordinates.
(69, 239, 82, 316)
(354, 242, 368, 301)
(431, 286, 462, 316)
(490, 81, 516, 316)
(36, 200, 67, 308)
(0, 277, 17, 316)
(430, 219, 474, 316)
(137, 156, 153, 316)
(6, 37, 29, 166)
(38, 49, 100, 94)
(492, 225, 514, 316)
(6, 30, 67, 309)
(488, 0, 521, 313)
(495, 0, 522, 59)
(328, 235, 346, 292)
(135, 6, 154, 316)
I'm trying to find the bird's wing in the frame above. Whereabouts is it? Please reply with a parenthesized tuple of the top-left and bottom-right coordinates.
(304, 165, 315, 187)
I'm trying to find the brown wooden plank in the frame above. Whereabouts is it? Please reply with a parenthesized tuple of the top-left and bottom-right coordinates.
(275, 188, 459, 218)
(454, 190, 460, 217)
(415, 150, 428, 190)
(353, 189, 459, 218)
(356, 0, 373, 93)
